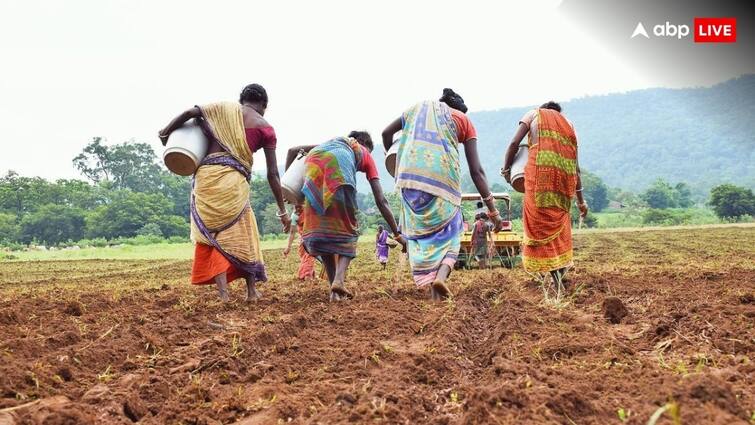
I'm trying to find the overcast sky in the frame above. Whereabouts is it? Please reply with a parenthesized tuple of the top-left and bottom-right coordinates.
(0, 0, 750, 179)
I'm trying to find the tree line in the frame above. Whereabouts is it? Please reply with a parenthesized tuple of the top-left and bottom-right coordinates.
(0, 139, 753, 248)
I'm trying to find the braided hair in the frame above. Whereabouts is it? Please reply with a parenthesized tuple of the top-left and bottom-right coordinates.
(348, 130, 374, 152)
(239, 83, 268, 107)
(439, 88, 468, 113)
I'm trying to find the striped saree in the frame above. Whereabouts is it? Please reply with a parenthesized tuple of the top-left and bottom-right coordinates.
(522, 108, 578, 272)
(396, 101, 463, 287)
(189, 102, 266, 284)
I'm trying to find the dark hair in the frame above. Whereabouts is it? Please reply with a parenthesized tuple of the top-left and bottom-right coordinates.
(239, 83, 268, 107)
(540, 101, 562, 112)
(348, 130, 373, 152)
(439, 88, 468, 113)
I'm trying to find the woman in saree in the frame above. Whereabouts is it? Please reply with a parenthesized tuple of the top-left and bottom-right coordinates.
(159, 84, 291, 302)
(471, 213, 492, 269)
(283, 204, 317, 281)
(375, 224, 390, 270)
(285, 131, 406, 301)
(382, 88, 503, 300)
(501, 101, 588, 289)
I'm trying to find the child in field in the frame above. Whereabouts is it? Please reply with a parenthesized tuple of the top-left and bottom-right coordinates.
(375, 225, 390, 270)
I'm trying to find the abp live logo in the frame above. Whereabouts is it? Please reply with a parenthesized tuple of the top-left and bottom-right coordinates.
(694, 18, 736, 43)
(631, 17, 736, 43)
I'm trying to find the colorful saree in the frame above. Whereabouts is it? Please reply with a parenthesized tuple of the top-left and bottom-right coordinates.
(395, 101, 463, 287)
(522, 108, 578, 272)
(301, 137, 365, 258)
(189, 102, 266, 284)
(291, 212, 316, 280)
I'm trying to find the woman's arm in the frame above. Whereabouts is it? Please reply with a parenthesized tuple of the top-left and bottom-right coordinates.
(263, 147, 291, 232)
(369, 179, 406, 251)
(158, 107, 202, 145)
(381, 117, 402, 152)
(284, 145, 318, 170)
(575, 158, 588, 217)
(463, 139, 503, 231)
(283, 224, 296, 257)
(501, 123, 528, 182)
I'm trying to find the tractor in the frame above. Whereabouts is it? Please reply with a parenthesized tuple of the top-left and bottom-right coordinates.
(456, 192, 522, 269)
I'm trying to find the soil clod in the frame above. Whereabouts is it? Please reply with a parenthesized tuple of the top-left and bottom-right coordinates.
(602, 296, 628, 324)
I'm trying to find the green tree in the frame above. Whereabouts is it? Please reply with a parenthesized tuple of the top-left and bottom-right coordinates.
(580, 170, 609, 212)
(156, 215, 188, 238)
(73, 138, 163, 192)
(85, 191, 175, 239)
(673, 182, 693, 208)
(260, 203, 283, 236)
(20, 204, 86, 245)
(136, 223, 164, 237)
(249, 174, 276, 221)
(0, 171, 58, 214)
(641, 179, 676, 209)
(0, 213, 20, 244)
(158, 173, 191, 217)
(708, 184, 755, 219)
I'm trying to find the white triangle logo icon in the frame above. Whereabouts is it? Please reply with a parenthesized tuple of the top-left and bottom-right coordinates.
(631, 22, 649, 39)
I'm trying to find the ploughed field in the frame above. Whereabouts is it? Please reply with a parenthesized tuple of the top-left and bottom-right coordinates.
(0, 226, 753, 424)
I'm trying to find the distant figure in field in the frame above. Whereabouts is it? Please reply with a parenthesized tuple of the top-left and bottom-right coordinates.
(471, 213, 492, 268)
(285, 131, 406, 301)
(159, 84, 291, 302)
(382, 88, 503, 300)
(375, 225, 390, 270)
(501, 101, 588, 288)
(283, 204, 317, 281)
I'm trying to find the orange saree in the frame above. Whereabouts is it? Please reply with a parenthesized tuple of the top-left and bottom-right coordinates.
(522, 108, 578, 272)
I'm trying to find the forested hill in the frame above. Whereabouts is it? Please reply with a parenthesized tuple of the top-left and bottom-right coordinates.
(367, 75, 755, 195)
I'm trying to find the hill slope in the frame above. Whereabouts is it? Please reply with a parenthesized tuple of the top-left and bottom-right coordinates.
(366, 75, 755, 195)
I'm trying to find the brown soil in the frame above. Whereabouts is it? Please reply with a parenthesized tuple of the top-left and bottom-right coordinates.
(603, 296, 629, 324)
(0, 227, 753, 424)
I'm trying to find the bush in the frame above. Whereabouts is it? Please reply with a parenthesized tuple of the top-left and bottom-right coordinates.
(137, 223, 164, 237)
(76, 238, 93, 248)
(167, 235, 189, 244)
(157, 215, 188, 238)
(709, 184, 755, 219)
(641, 209, 692, 226)
(91, 237, 109, 248)
(20, 204, 86, 245)
(121, 234, 165, 245)
(0, 242, 24, 252)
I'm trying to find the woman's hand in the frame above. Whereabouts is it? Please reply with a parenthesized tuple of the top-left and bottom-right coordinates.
(283, 246, 291, 257)
(578, 201, 589, 218)
(393, 234, 408, 253)
(490, 214, 504, 233)
(501, 168, 512, 184)
(279, 213, 291, 233)
(158, 129, 171, 146)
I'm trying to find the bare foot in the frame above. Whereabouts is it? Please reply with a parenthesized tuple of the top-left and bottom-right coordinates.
(218, 290, 230, 303)
(429, 286, 440, 301)
(330, 280, 353, 300)
(431, 281, 451, 300)
(245, 287, 262, 303)
(329, 291, 342, 302)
